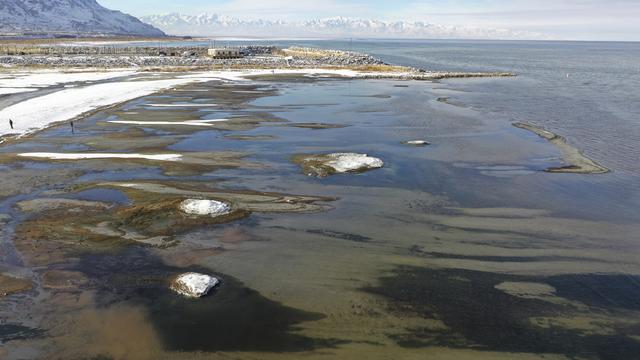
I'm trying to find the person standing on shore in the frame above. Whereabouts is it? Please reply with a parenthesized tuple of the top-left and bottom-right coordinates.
(70, 121, 74, 134)
(9, 119, 13, 129)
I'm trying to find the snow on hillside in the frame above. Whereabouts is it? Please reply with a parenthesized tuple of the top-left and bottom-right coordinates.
(0, 0, 165, 37)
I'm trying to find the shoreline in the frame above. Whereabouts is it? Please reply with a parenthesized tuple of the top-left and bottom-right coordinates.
(0, 67, 513, 143)
(512, 122, 609, 174)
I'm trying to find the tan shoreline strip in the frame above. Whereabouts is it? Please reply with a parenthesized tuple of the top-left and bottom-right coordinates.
(513, 122, 609, 174)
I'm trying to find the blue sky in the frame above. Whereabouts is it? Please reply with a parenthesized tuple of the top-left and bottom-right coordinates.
(99, 0, 640, 40)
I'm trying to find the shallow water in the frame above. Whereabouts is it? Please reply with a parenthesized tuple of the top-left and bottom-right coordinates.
(1, 41, 640, 360)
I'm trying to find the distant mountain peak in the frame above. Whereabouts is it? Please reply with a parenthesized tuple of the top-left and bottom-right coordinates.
(141, 13, 545, 40)
(0, 0, 165, 37)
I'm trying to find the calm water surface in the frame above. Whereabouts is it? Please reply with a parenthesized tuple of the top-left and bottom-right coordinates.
(1, 40, 639, 360)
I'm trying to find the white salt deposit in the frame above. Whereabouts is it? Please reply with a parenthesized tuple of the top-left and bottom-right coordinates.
(146, 103, 217, 108)
(324, 153, 384, 173)
(0, 87, 38, 95)
(0, 68, 389, 140)
(18, 152, 182, 161)
(0, 70, 134, 91)
(108, 119, 228, 127)
(171, 273, 219, 298)
(0, 78, 199, 139)
(179, 199, 231, 216)
(404, 140, 431, 146)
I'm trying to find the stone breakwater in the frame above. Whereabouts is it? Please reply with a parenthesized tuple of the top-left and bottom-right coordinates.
(0, 54, 376, 68)
(0, 45, 516, 80)
(0, 45, 385, 69)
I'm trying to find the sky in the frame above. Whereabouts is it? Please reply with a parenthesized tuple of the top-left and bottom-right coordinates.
(99, 0, 640, 41)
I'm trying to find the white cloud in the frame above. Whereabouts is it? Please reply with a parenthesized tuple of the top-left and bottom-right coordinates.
(390, 0, 640, 40)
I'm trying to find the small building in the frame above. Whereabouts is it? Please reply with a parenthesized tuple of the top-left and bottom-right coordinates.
(207, 48, 243, 59)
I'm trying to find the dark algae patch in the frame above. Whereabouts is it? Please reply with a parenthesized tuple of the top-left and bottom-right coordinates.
(271, 226, 372, 243)
(286, 122, 349, 130)
(0, 324, 44, 343)
(546, 274, 640, 312)
(78, 248, 345, 353)
(364, 266, 640, 359)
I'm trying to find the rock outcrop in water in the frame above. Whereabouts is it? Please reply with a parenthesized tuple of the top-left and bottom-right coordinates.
(403, 140, 431, 146)
(179, 199, 231, 217)
(293, 153, 384, 177)
(171, 273, 219, 298)
(0, 273, 32, 296)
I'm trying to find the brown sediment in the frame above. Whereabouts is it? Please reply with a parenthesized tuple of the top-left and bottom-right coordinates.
(0, 165, 84, 201)
(16, 198, 112, 213)
(14, 206, 132, 267)
(0, 273, 32, 296)
(47, 304, 165, 360)
(116, 198, 250, 238)
(42, 270, 89, 290)
(90, 181, 336, 213)
(12, 181, 334, 267)
(513, 122, 609, 174)
(292, 154, 340, 178)
(3, 150, 264, 176)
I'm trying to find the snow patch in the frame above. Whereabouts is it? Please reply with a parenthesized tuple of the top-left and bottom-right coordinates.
(180, 199, 231, 216)
(0, 78, 199, 139)
(171, 273, 219, 298)
(108, 119, 229, 127)
(0, 71, 135, 89)
(325, 153, 384, 173)
(404, 140, 431, 146)
(146, 103, 218, 108)
(17, 152, 182, 161)
(1, 68, 386, 140)
(0, 87, 38, 95)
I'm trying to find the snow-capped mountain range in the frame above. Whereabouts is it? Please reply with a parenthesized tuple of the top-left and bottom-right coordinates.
(0, 0, 165, 37)
(141, 13, 545, 40)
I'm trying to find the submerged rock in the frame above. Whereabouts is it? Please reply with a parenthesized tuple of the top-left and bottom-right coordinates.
(180, 199, 231, 216)
(403, 140, 431, 146)
(293, 153, 384, 177)
(0, 274, 32, 296)
(42, 270, 88, 290)
(171, 273, 220, 298)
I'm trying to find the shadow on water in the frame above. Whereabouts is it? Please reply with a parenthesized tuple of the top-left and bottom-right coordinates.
(364, 266, 640, 360)
(76, 247, 345, 353)
(0, 324, 44, 344)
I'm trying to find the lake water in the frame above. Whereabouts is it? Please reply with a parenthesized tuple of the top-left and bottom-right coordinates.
(1, 40, 639, 360)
